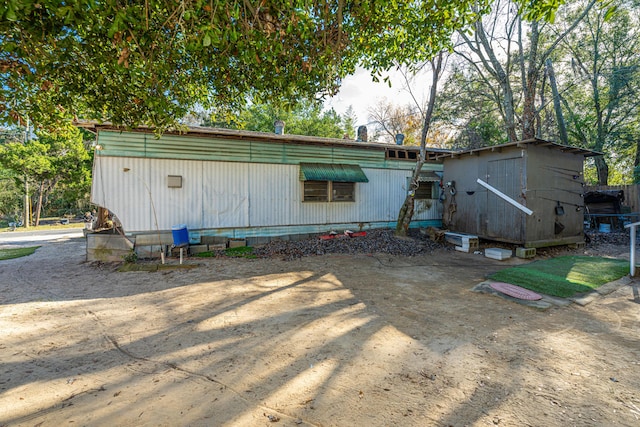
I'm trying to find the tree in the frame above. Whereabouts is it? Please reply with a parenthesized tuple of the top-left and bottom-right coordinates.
(367, 99, 422, 145)
(435, 64, 508, 148)
(0, 124, 91, 225)
(1, 1, 563, 131)
(455, 0, 597, 142)
(559, 0, 640, 184)
(395, 53, 445, 236)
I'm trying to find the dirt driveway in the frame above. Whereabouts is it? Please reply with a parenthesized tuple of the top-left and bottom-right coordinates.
(1, 235, 639, 426)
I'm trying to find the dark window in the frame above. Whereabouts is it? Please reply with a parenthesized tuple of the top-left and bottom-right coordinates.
(303, 181, 356, 202)
(415, 181, 434, 199)
(332, 182, 355, 201)
(303, 181, 329, 202)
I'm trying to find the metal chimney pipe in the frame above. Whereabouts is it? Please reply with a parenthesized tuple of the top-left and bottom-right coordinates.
(274, 120, 285, 135)
(356, 125, 368, 142)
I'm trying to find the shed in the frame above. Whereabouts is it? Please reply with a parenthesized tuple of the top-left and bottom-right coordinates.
(84, 124, 449, 252)
(438, 139, 600, 248)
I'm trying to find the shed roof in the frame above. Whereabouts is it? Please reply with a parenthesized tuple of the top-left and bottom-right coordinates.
(435, 138, 602, 160)
(76, 121, 453, 161)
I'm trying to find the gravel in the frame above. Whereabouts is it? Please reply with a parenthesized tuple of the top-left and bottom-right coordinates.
(253, 229, 448, 260)
(250, 228, 634, 261)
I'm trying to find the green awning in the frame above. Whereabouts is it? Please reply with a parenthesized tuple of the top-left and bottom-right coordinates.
(299, 163, 369, 183)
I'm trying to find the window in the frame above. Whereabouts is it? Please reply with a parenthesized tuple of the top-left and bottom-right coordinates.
(332, 182, 355, 202)
(304, 181, 330, 202)
(415, 181, 434, 199)
(409, 171, 441, 200)
(299, 163, 367, 203)
(303, 181, 355, 202)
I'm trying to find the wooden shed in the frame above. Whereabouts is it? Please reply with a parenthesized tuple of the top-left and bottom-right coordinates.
(438, 139, 600, 248)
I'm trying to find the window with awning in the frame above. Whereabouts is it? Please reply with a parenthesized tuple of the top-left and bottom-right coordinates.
(299, 163, 368, 202)
(299, 163, 369, 183)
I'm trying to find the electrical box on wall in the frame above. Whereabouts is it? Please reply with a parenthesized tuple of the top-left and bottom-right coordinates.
(167, 175, 182, 188)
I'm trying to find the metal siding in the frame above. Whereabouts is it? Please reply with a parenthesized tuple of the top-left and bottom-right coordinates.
(201, 161, 249, 228)
(91, 156, 153, 232)
(97, 130, 392, 166)
(145, 159, 203, 231)
(92, 152, 444, 234)
(248, 163, 297, 226)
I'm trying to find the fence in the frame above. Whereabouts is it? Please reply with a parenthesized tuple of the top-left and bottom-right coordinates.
(585, 184, 640, 213)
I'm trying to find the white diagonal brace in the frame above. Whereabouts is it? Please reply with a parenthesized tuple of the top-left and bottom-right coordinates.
(477, 178, 533, 216)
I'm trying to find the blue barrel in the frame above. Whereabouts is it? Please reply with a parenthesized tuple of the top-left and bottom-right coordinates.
(171, 224, 189, 247)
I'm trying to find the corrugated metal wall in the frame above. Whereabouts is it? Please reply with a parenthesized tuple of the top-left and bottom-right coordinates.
(92, 154, 443, 233)
(97, 130, 398, 169)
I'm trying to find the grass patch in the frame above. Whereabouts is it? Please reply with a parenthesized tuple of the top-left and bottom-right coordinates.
(0, 246, 40, 260)
(489, 255, 629, 298)
(195, 246, 257, 259)
(117, 263, 198, 272)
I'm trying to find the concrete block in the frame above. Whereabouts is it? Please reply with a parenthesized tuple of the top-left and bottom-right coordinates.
(208, 243, 227, 251)
(135, 232, 174, 246)
(188, 244, 209, 255)
(445, 232, 479, 250)
(485, 248, 512, 260)
(228, 239, 246, 248)
(516, 247, 536, 259)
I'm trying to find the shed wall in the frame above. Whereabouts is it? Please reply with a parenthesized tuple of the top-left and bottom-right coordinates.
(524, 147, 585, 245)
(442, 145, 586, 247)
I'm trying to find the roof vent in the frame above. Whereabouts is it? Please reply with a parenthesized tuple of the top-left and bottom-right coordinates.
(356, 125, 368, 142)
(395, 133, 405, 145)
(274, 120, 285, 135)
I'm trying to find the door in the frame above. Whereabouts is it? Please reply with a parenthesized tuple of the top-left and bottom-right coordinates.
(486, 157, 525, 242)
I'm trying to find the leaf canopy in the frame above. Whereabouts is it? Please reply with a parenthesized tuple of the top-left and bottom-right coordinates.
(1, 0, 563, 130)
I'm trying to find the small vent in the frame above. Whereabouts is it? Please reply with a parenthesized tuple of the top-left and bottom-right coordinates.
(167, 175, 182, 188)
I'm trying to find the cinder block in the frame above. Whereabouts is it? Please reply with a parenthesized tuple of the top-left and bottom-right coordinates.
(188, 244, 209, 254)
(228, 239, 246, 248)
(516, 247, 536, 258)
(485, 248, 512, 260)
(445, 232, 479, 250)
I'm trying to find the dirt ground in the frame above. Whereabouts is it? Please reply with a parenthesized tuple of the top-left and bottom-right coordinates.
(1, 233, 639, 426)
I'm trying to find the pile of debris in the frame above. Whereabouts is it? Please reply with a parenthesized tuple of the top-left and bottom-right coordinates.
(585, 230, 630, 247)
(253, 229, 448, 260)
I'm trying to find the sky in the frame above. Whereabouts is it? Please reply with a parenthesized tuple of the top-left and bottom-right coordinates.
(324, 66, 432, 131)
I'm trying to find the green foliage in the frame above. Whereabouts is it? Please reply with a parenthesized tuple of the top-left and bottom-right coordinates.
(224, 246, 256, 258)
(123, 249, 138, 264)
(1, 1, 564, 132)
(0, 123, 93, 221)
(0, 246, 40, 261)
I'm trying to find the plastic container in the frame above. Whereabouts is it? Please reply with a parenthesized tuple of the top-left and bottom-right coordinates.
(598, 223, 611, 233)
(171, 224, 189, 247)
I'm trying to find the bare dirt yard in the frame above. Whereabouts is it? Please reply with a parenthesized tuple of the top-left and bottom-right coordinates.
(1, 231, 639, 426)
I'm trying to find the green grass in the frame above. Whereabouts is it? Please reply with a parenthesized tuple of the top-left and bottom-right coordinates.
(195, 246, 257, 259)
(489, 256, 629, 298)
(0, 246, 40, 260)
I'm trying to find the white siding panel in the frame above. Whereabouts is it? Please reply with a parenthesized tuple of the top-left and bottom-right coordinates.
(147, 159, 203, 230)
(91, 156, 443, 234)
(201, 161, 249, 228)
(248, 163, 297, 226)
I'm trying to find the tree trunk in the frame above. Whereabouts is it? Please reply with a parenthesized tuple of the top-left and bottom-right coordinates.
(594, 156, 609, 185)
(395, 53, 443, 236)
(34, 180, 45, 227)
(545, 58, 569, 145)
